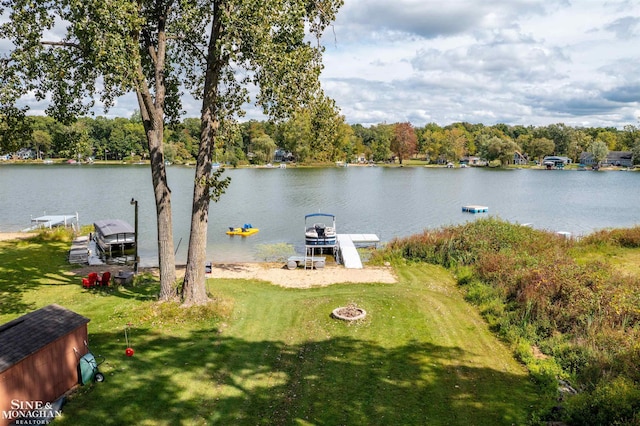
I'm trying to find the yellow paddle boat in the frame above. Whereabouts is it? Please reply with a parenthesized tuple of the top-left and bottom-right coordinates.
(226, 224, 259, 236)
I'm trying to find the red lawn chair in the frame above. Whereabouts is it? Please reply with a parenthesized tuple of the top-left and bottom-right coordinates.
(99, 271, 111, 286)
(82, 272, 99, 288)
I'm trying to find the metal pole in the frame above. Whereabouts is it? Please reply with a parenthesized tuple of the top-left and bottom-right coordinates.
(130, 198, 139, 274)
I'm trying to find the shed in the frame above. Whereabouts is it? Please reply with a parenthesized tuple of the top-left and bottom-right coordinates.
(0, 304, 90, 426)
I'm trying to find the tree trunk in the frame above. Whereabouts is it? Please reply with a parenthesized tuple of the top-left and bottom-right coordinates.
(180, 3, 225, 306)
(181, 135, 213, 305)
(134, 12, 177, 301)
(146, 127, 178, 301)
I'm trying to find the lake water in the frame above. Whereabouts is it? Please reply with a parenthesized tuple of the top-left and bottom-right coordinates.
(1, 164, 639, 265)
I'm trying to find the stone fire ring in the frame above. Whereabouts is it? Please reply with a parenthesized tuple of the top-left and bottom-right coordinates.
(331, 306, 367, 321)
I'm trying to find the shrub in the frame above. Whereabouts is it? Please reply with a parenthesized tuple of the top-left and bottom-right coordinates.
(528, 357, 565, 394)
(551, 342, 596, 377)
(378, 219, 640, 424)
(581, 226, 640, 248)
(31, 227, 75, 242)
(563, 376, 640, 426)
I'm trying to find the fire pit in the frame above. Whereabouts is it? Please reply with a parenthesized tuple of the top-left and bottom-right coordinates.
(331, 304, 366, 321)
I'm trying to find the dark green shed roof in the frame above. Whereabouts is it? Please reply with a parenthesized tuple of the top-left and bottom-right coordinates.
(0, 304, 90, 373)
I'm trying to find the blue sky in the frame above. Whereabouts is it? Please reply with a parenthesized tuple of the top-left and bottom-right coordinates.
(3, 0, 640, 128)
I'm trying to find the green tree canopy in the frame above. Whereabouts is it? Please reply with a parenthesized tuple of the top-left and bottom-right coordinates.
(588, 140, 609, 166)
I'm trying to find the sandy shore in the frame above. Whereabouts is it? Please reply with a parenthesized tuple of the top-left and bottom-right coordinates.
(0, 232, 35, 241)
(69, 263, 397, 289)
(206, 263, 397, 288)
(0, 232, 396, 288)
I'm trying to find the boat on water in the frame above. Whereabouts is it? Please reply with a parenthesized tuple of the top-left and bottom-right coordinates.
(305, 213, 337, 247)
(93, 219, 136, 253)
(226, 224, 259, 236)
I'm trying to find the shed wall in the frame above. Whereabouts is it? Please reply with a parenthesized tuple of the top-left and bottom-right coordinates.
(0, 325, 88, 425)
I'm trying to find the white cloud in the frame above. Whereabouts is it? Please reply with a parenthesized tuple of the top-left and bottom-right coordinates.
(4, 0, 640, 129)
(318, 0, 640, 128)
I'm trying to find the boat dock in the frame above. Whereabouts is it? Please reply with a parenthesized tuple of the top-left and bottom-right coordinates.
(292, 233, 380, 270)
(68, 235, 104, 265)
(336, 234, 380, 269)
(23, 213, 79, 232)
(462, 205, 488, 213)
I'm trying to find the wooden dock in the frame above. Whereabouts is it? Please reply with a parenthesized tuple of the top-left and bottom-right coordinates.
(68, 235, 90, 264)
(462, 205, 488, 213)
(68, 236, 104, 265)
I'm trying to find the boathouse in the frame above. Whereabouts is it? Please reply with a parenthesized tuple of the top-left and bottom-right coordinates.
(0, 305, 90, 425)
(542, 156, 571, 169)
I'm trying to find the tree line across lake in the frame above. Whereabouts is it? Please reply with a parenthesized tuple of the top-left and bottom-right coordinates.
(2, 113, 640, 167)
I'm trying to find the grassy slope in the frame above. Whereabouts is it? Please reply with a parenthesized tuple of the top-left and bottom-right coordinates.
(1, 238, 539, 425)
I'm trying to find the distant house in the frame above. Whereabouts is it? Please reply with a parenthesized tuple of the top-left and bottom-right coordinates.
(579, 152, 596, 166)
(0, 305, 90, 426)
(461, 156, 487, 166)
(274, 149, 294, 163)
(513, 151, 528, 165)
(603, 151, 633, 167)
(580, 151, 633, 167)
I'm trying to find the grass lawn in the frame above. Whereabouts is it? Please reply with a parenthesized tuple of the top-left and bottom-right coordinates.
(0, 236, 542, 425)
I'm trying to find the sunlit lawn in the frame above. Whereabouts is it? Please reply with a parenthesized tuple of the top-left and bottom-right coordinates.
(1, 236, 542, 425)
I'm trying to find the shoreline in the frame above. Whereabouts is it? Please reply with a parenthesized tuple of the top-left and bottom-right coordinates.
(0, 232, 35, 241)
(70, 262, 398, 289)
(0, 233, 397, 288)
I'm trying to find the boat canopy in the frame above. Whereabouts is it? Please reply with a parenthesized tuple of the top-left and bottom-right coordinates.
(305, 213, 335, 220)
(94, 219, 135, 236)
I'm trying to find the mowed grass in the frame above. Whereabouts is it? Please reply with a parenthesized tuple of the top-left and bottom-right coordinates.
(0, 236, 541, 425)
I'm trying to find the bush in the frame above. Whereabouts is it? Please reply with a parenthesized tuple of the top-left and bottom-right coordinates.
(581, 227, 640, 248)
(551, 342, 596, 377)
(378, 219, 640, 424)
(33, 227, 74, 242)
(563, 376, 640, 425)
(528, 357, 565, 394)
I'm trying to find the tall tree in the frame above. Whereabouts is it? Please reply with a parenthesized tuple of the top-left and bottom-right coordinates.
(278, 109, 313, 161)
(478, 136, 520, 166)
(390, 122, 417, 164)
(0, 0, 178, 299)
(0, 105, 31, 152)
(179, 0, 343, 305)
(588, 140, 609, 168)
(251, 134, 277, 164)
(527, 137, 555, 164)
